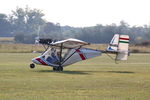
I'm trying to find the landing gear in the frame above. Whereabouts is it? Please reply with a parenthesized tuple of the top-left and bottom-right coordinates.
(58, 66, 63, 71)
(53, 66, 63, 71)
(30, 63, 35, 69)
(53, 67, 57, 71)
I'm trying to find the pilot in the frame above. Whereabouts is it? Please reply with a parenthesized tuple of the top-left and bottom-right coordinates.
(57, 52, 61, 58)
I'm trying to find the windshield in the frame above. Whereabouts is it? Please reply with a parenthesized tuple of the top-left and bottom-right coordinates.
(42, 48, 70, 64)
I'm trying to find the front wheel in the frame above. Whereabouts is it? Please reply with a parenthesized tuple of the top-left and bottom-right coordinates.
(30, 63, 35, 69)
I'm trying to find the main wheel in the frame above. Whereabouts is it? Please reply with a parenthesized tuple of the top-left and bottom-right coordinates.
(58, 66, 63, 71)
(58, 67, 63, 71)
(53, 67, 63, 71)
(53, 67, 57, 71)
(30, 63, 35, 69)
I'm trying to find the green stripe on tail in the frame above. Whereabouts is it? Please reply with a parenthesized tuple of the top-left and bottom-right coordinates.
(119, 41, 129, 43)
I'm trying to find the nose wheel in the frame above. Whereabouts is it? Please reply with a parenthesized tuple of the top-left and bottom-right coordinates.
(30, 63, 35, 69)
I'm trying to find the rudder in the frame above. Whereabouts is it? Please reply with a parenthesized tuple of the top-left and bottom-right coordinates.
(116, 34, 129, 60)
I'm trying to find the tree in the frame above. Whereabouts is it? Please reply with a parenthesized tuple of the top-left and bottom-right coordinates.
(0, 14, 12, 36)
(11, 6, 45, 43)
(25, 7, 45, 33)
(43, 22, 63, 39)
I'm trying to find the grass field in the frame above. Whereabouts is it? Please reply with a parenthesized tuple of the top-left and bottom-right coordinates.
(0, 53, 150, 100)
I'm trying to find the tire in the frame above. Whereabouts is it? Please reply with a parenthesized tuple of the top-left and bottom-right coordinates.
(58, 66, 63, 71)
(53, 67, 63, 71)
(53, 67, 57, 71)
(30, 63, 35, 69)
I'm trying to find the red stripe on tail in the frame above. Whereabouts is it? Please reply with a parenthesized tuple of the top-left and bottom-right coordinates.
(119, 37, 129, 40)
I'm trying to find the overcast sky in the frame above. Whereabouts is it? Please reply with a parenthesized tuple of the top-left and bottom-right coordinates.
(1, 0, 150, 27)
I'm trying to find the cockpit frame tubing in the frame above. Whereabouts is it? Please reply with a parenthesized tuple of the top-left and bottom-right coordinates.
(41, 44, 51, 55)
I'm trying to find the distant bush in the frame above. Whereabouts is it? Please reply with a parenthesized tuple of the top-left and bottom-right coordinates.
(136, 41, 150, 46)
(14, 33, 37, 44)
(131, 49, 140, 53)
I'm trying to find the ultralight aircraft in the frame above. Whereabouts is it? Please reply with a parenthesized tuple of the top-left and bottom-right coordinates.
(30, 34, 129, 71)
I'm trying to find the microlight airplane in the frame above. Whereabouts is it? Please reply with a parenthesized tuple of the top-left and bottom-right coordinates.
(30, 34, 129, 71)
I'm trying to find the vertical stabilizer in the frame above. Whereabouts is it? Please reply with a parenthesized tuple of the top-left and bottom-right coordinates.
(107, 34, 119, 52)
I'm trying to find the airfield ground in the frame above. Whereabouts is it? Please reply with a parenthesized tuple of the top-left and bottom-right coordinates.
(0, 53, 150, 100)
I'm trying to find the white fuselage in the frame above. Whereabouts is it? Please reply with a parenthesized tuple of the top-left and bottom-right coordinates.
(32, 48, 102, 67)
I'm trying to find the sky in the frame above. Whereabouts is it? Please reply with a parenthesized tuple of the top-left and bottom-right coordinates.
(1, 0, 150, 27)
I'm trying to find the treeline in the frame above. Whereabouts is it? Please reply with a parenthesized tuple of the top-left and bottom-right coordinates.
(0, 6, 150, 44)
(62, 21, 150, 44)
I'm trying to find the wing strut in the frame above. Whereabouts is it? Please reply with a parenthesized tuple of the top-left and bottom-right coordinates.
(59, 43, 63, 67)
(61, 46, 82, 65)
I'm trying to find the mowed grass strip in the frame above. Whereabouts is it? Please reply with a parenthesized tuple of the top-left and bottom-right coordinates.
(0, 53, 150, 100)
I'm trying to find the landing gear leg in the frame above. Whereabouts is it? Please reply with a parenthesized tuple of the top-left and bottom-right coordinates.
(30, 63, 35, 69)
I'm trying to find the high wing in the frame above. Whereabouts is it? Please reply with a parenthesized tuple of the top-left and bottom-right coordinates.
(51, 38, 90, 48)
